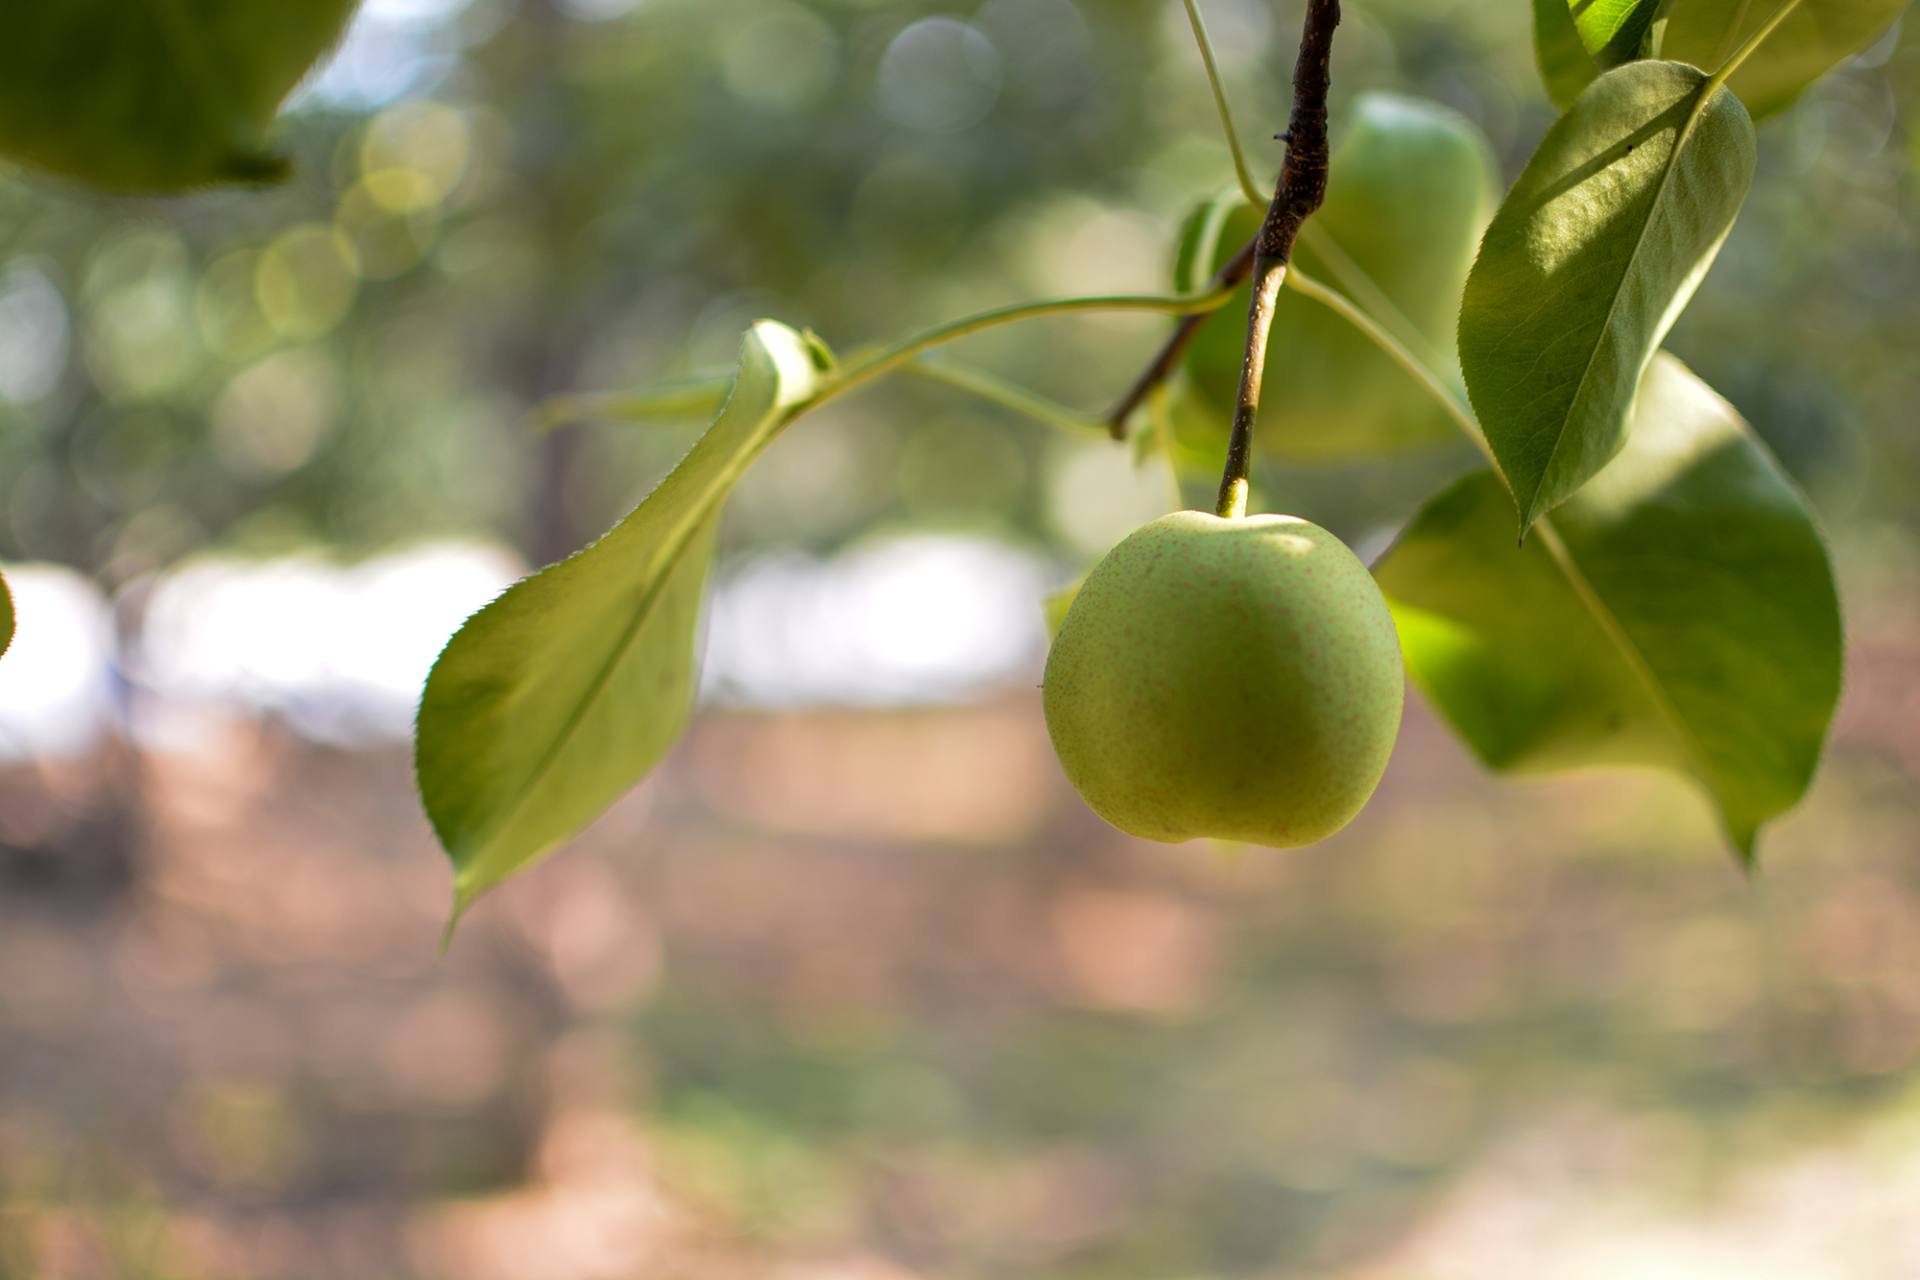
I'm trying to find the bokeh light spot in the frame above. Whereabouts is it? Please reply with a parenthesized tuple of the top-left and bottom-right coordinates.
(876, 18, 1002, 134)
(255, 225, 361, 341)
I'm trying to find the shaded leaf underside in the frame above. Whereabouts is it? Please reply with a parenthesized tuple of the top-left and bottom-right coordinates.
(1377, 354, 1842, 859)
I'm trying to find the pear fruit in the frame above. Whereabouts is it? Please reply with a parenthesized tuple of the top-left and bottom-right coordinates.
(1044, 510, 1403, 846)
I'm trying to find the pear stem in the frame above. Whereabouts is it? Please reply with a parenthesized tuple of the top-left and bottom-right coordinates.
(1212, 0, 1340, 518)
(1214, 258, 1284, 517)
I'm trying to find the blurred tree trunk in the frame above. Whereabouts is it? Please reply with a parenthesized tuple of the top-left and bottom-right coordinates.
(512, 0, 589, 568)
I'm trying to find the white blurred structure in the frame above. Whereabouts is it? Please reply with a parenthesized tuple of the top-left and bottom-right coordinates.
(701, 534, 1055, 709)
(133, 540, 525, 747)
(0, 534, 1061, 761)
(0, 566, 118, 762)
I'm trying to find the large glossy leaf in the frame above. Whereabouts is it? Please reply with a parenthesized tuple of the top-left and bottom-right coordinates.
(1178, 93, 1496, 460)
(1571, 0, 1665, 65)
(0, 0, 359, 192)
(0, 568, 13, 660)
(1376, 354, 1842, 861)
(417, 321, 829, 920)
(1535, 0, 1603, 108)
(1459, 60, 1754, 534)
(1660, 0, 1910, 119)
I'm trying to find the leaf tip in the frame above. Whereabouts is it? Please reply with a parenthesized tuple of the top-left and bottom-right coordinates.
(440, 885, 478, 956)
(798, 328, 837, 374)
(1515, 484, 1559, 544)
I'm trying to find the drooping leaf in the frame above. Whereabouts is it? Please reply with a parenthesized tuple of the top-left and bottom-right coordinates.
(1535, 0, 1603, 108)
(1376, 354, 1842, 861)
(1660, 0, 1909, 119)
(0, 0, 360, 193)
(1458, 60, 1755, 533)
(1178, 93, 1496, 460)
(0, 567, 13, 659)
(417, 321, 829, 921)
(1570, 0, 1665, 66)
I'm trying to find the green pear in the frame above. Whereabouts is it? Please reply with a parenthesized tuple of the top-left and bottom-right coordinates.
(1044, 510, 1403, 847)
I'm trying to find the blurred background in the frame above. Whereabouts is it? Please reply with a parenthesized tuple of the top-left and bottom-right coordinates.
(2, 0, 1918, 1276)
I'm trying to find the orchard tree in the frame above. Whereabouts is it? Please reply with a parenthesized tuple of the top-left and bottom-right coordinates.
(0, 0, 1901, 935)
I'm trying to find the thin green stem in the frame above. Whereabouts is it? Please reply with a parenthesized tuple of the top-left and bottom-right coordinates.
(1706, 0, 1806, 93)
(1282, 265, 1495, 468)
(899, 359, 1108, 437)
(1297, 222, 1454, 376)
(536, 290, 1234, 445)
(806, 282, 1239, 412)
(1183, 0, 1268, 209)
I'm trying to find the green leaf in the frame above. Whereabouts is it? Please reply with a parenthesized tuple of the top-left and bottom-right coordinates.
(1376, 354, 1842, 861)
(416, 320, 828, 922)
(1535, 0, 1603, 108)
(0, 0, 359, 193)
(1570, 0, 1665, 66)
(1044, 577, 1082, 639)
(1179, 93, 1496, 460)
(1458, 60, 1755, 533)
(0, 567, 13, 660)
(1661, 0, 1909, 119)
(533, 374, 735, 434)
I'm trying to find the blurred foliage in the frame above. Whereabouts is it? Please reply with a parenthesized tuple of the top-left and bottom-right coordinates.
(0, 0, 1909, 584)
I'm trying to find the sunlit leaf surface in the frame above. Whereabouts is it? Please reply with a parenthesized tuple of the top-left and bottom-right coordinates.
(1459, 61, 1754, 531)
(1569, 0, 1664, 67)
(1534, 0, 1602, 108)
(1660, 0, 1910, 118)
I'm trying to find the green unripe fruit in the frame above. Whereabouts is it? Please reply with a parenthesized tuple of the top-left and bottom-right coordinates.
(1173, 93, 1496, 460)
(1044, 511, 1403, 847)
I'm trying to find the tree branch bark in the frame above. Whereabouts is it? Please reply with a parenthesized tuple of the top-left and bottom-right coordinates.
(1214, 0, 1339, 517)
(1107, 0, 1342, 490)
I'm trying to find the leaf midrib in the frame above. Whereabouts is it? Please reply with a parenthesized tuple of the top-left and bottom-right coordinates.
(1531, 511, 1734, 843)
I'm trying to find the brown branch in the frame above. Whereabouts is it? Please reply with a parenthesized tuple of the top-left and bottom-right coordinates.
(1107, 0, 1341, 460)
(1215, 0, 1339, 516)
(1105, 238, 1256, 440)
(1257, 0, 1339, 266)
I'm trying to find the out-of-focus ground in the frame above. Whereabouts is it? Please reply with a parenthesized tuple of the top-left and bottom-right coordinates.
(3, 575, 1917, 1280)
